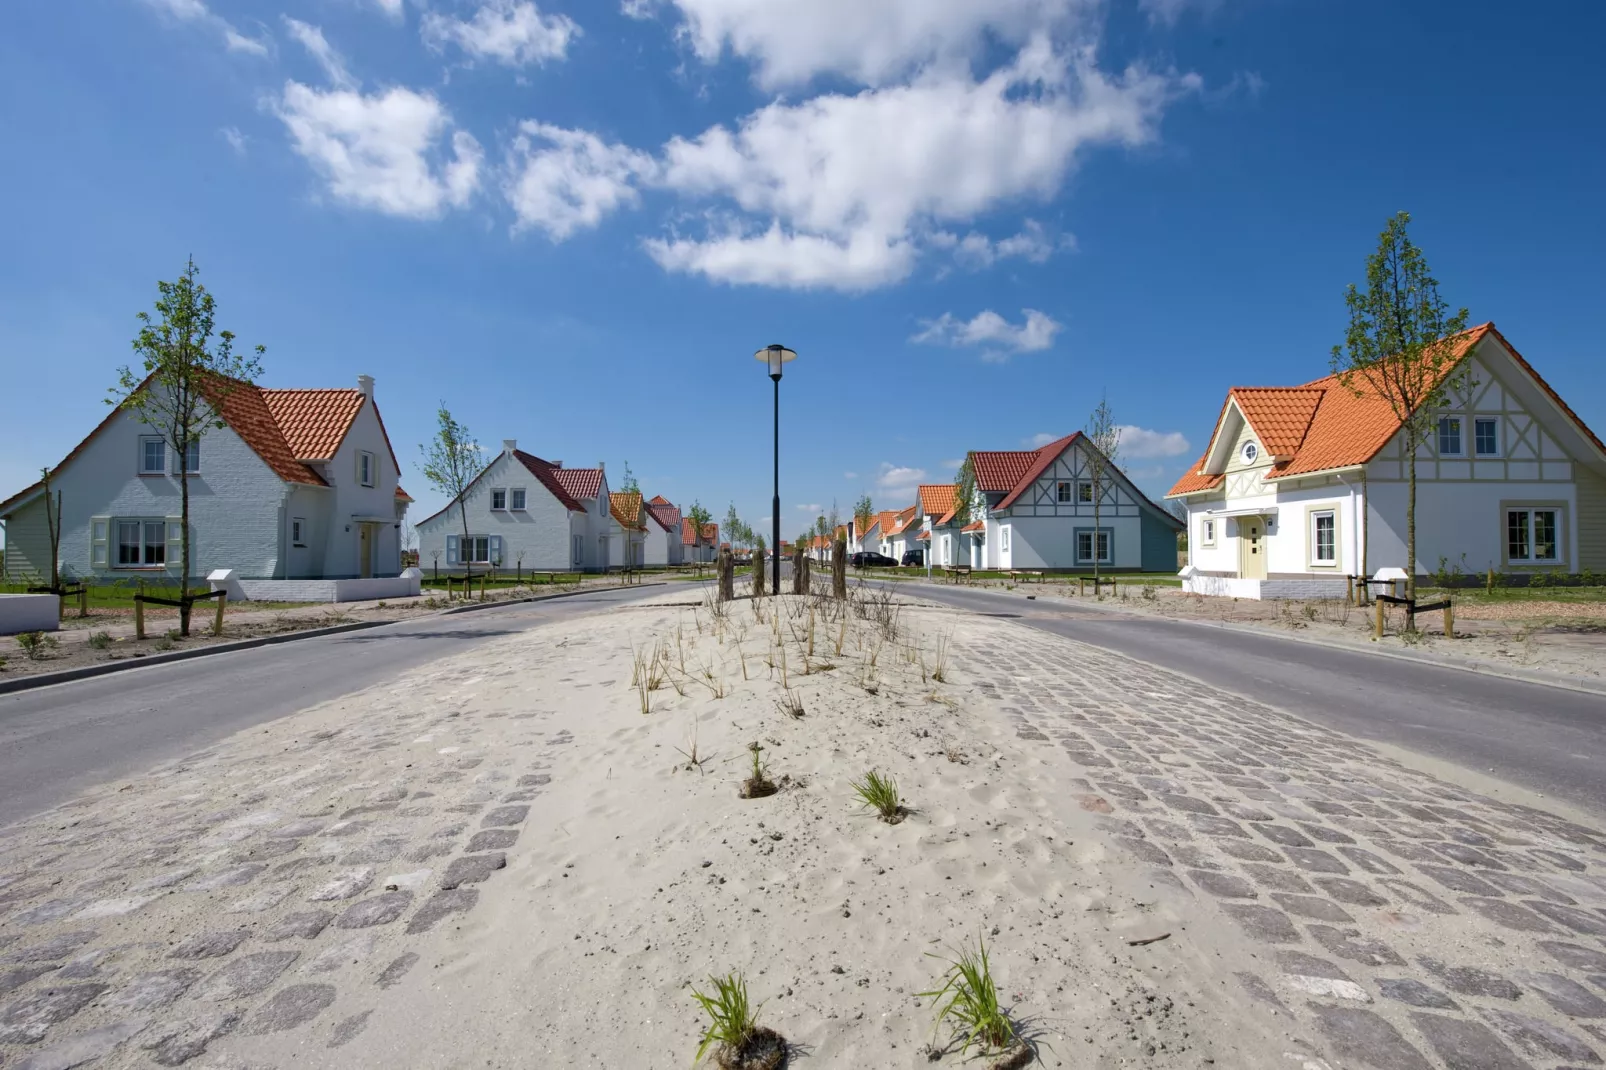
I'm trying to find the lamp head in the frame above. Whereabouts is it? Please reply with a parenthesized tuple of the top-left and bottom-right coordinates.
(755, 343, 797, 380)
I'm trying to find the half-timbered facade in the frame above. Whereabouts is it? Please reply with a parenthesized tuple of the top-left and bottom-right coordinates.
(1166, 324, 1606, 598)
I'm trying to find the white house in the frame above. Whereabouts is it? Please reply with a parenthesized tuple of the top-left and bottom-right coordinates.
(645, 496, 683, 566)
(884, 506, 921, 564)
(415, 442, 614, 574)
(0, 373, 410, 587)
(609, 492, 648, 568)
(918, 484, 959, 566)
(956, 433, 1183, 572)
(1166, 324, 1606, 598)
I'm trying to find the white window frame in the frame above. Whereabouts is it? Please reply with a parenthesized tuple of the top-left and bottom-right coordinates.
(1076, 481, 1095, 504)
(291, 517, 307, 548)
(1056, 481, 1072, 503)
(1309, 509, 1337, 567)
(510, 487, 527, 511)
(113, 518, 171, 569)
(1200, 518, 1216, 547)
(139, 437, 166, 475)
(1075, 527, 1111, 565)
(358, 450, 376, 488)
(172, 438, 200, 474)
(1000, 525, 1011, 552)
(573, 534, 583, 567)
(490, 488, 508, 511)
(464, 535, 492, 564)
(1241, 441, 1259, 464)
(1437, 415, 1464, 457)
(1505, 507, 1561, 564)
(1474, 416, 1500, 457)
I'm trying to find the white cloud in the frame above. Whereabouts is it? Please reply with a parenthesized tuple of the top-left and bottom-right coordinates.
(221, 126, 248, 155)
(795, 503, 822, 513)
(1024, 432, 1058, 448)
(654, 0, 1092, 89)
(503, 122, 654, 239)
(142, 0, 268, 56)
(1114, 425, 1191, 459)
(274, 83, 483, 219)
(874, 463, 926, 502)
(932, 219, 1072, 270)
(620, 0, 656, 17)
(842, 471, 858, 480)
(912, 309, 1061, 360)
(1139, 0, 1224, 26)
(373, 0, 406, 19)
(422, 0, 579, 68)
(284, 18, 355, 88)
(647, 43, 1191, 289)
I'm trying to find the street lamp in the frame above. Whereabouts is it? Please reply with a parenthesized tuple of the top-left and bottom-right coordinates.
(755, 343, 796, 595)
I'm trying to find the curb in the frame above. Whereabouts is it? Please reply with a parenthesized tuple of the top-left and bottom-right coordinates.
(0, 582, 667, 696)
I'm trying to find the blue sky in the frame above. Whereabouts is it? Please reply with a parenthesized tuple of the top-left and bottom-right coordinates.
(3, 0, 1603, 543)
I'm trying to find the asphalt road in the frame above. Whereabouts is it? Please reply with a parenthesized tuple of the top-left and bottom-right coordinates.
(0, 584, 674, 827)
(896, 581, 1606, 817)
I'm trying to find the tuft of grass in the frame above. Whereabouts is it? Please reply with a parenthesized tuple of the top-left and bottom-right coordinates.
(676, 718, 710, 774)
(153, 635, 175, 652)
(740, 741, 777, 798)
(930, 632, 952, 683)
(690, 973, 764, 1065)
(87, 630, 114, 650)
(16, 631, 59, 660)
(850, 769, 904, 823)
(777, 688, 805, 720)
(919, 934, 1017, 1055)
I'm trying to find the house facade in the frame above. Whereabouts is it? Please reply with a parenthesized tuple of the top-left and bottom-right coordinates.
(414, 442, 614, 573)
(1166, 324, 1606, 598)
(609, 492, 648, 568)
(645, 496, 683, 566)
(958, 433, 1183, 571)
(917, 484, 959, 567)
(0, 374, 409, 584)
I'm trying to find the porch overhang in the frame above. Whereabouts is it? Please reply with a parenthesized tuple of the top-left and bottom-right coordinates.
(1205, 506, 1280, 519)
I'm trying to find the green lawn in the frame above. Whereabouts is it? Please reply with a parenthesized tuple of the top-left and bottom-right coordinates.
(420, 573, 582, 590)
(0, 582, 312, 612)
(1418, 584, 1606, 606)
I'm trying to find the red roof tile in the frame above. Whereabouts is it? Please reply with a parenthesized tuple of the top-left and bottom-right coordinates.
(961, 520, 985, 533)
(551, 467, 603, 501)
(971, 450, 1038, 493)
(993, 433, 1081, 510)
(682, 518, 698, 545)
(512, 451, 586, 512)
(917, 484, 956, 519)
(646, 498, 680, 532)
(260, 389, 364, 460)
(610, 491, 646, 530)
(395, 485, 413, 501)
(1229, 388, 1324, 458)
(886, 506, 919, 536)
(702, 522, 719, 543)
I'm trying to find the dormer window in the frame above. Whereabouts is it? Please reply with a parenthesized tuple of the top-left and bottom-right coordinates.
(1242, 442, 1259, 464)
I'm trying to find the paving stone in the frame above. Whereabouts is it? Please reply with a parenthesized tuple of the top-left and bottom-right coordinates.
(1236, 971, 1287, 1012)
(1271, 894, 1355, 922)
(12, 899, 87, 926)
(307, 868, 376, 902)
(1217, 839, 1284, 863)
(1259, 824, 1315, 848)
(1221, 903, 1301, 944)
(1299, 823, 1356, 845)
(340, 838, 407, 865)
(1416, 864, 1502, 896)
(322, 819, 372, 838)
(1460, 897, 1562, 934)
(517, 773, 552, 788)
(1479, 1007, 1601, 1064)
(1523, 899, 1606, 936)
(406, 887, 478, 934)
(3, 931, 99, 964)
(334, 890, 414, 929)
(266, 819, 326, 839)
(1379, 879, 1457, 915)
(183, 864, 267, 891)
(440, 853, 507, 890)
(1, 965, 60, 997)
(1308, 926, 1405, 967)
(304, 933, 380, 974)
(1480, 871, 1575, 904)
(340, 803, 399, 819)
(501, 790, 540, 802)
(11, 1017, 147, 1070)
(1173, 846, 1223, 870)
(196, 951, 299, 1001)
(104, 968, 200, 1012)
(168, 930, 249, 960)
(263, 910, 335, 942)
(479, 805, 530, 828)
(0, 983, 111, 1044)
(376, 952, 419, 989)
(1531, 848, 1588, 872)
(1514, 971, 1606, 1018)
(1276, 950, 1353, 980)
(1244, 864, 1316, 894)
(328, 1009, 373, 1048)
(139, 1010, 241, 1066)
(1308, 1003, 1432, 1070)
(1542, 943, 1606, 973)
(1378, 978, 1457, 1010)
(1411, 1013, 1536, 1070)
(226, 883, 298, 914)
(1285, 847, 1349, 874)
(466, 829, 519, 852)
(1419, 958, 1522, 1000)
(1188, 870, 1256, 899)
(1117, 837, 1171, 866)
(1434, 842, 1508, 870)
(242, 983, 336, 1035)
(1222, 802, 1275, 822)
(1188, 814, 1249, 838)
(1315, 877, 1389, 907)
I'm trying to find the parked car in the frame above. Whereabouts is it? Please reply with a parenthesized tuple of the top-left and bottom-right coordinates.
(900, 551, 924, 567)
(851, 551, 898, 568)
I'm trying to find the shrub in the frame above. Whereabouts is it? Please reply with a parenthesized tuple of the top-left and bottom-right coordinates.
(691, 973, 785, 1069)
(920, 934, 1017, 1056)
(87, 631, 113, 650)
(16, 631, 58, 661)
(740, 742, 776, 799)
(154, 636, 175, 652)
(1529, 570, 1550, 589)
(850, 769, 905, 824)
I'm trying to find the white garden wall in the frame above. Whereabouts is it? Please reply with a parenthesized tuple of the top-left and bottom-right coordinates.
(0, 594, 59, 635)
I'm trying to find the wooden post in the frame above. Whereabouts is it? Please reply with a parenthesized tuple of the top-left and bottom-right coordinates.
(135, 595, 145, 640)
(832, 538, 847, 599)
(79, 586, 88, 618)
(1078, 577, 1086, 597)
(751, 547, 767, 599)
(1345, 576, 1354, 605)
(792, 548, 806, 595)
(1443, 600, 1454, 639)
(480, 573, 487, 601)
(213, 592, 227, 636)
(717, 548, 735, 603)
(1373, 597, 1384, 640)
(1486, 568, 1495, 593)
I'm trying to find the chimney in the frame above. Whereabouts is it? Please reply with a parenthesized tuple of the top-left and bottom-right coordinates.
(598, 461, 605, 472)
(503, 439, 517, 455)
(356, 374, 374, 399)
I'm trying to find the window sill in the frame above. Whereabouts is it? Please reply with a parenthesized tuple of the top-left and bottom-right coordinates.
(112, 566, 170, 571)
(137, 471, 168, 478)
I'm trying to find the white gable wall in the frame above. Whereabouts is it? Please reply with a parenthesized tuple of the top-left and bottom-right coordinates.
(320, 399, 404, 578)
(991, 442, 1151, 570)
(416, 452, 577, 573)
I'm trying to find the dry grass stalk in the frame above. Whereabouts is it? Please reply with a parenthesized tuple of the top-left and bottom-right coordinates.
(931, 631, 952, 683)
(777, 688, 805, 719)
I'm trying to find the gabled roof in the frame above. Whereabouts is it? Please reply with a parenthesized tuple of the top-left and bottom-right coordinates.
(961, 520, 985, 533)
(918, 484, 956, 519)
(395, 485, 413, 502)
(610, 491, 646, 530)
(701, 522, 719, 543)
(886, 506, 919, 536)
(511, 451, 586, 512)
(682, 517, 699, 545)
(873, 510, 901, 538)
(261, 389, 364, 461)
(971, 450, 1040, 493)
(1163, 323, 1606, 497)
(857, 514, 882, 538)
(551, 467, 604, 501)
(993, 433, 1081, 510)
(646, 497, 680, 532)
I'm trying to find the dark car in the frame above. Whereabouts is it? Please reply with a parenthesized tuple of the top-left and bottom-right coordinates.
(900, 551, 924, 567)
(851, 551, 898, 568)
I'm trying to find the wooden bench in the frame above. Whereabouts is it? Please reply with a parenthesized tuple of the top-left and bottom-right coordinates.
(1008, 570, 1045, 584)
(940, 566, 973, 584)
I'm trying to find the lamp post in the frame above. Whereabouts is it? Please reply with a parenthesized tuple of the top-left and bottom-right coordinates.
(755, 343, 797, 595)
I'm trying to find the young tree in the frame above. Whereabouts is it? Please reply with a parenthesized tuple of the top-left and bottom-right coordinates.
(950, 457, 977, 528)
(37, 467, 64, 590)
(853, 494, 874, 534)
(1085, 395, 1122, 584)
(620, 462, 640, 494)
(1331, 211, 1470, 601)
(420, 405, 478, 584)
(723, 502, 742, 551)
(111, 257, 264, 635)
(688, 501, 713, 556)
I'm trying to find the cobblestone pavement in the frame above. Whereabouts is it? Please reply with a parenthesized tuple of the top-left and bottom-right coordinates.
(952, 614, 1606, 1070)
(0, 648, 578, 1068)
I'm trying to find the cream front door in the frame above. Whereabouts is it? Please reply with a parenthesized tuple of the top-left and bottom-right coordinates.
(359, 523, 374, 578)
(1238, 518, 1266, 580)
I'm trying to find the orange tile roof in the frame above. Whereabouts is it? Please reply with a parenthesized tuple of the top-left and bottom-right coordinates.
(552, 467, 603, 501)
(610, 491, 646, 530)
(512, 451, 585, 512)
(682, 517, 698, 545)
(971, 450, 1038, 493)
(395, 485, 413, 501)
(1229, 388, 1325, 458)
(993, 433, 1081, 510)
(917, 483, 955, 518)
(646, 497, 680, 532)
(961, 520, 985, 533)
(260, 389, 364, 461)
(873, 510, 901, 537)
(213, 382, 326, 486)
(702, 522, 719, 543)
(886, 505, 919, 536)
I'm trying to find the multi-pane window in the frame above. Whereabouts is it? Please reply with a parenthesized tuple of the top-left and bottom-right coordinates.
(1077, 481, 1095, 504)
(491, 488, 507, 510)
(115, 520, 168, 567)
(1507, 509, 1559, 563)
(359, 451, 375, 487)
(464, 536, 491, 563)
(176, 439, 200, 473)
(1201, 519, 1215, 545)
(1075, 529, 1110, 563)
(140, 438, 166, 474)
(1475, 418, 1499, 456)
(1056, 482, 1072, 502)
(510, 488, 527, 510)
(1000, 526, 1011, 552)
(1311, 511, 1336, 565)
(1437, 416, 1463, 455)
(292, 518, 306, 547)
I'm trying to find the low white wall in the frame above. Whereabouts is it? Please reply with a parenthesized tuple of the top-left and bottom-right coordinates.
(214, 570, 421, 603)
(0, 594, 60, 635)
(1182, 575, 1349, 601)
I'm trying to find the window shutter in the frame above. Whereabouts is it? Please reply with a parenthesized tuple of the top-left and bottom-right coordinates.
(90, 517, 110, 569)
(446, 535, 459, 566)
(166, 516, 184, 573)
(490, 535, 503, 565)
